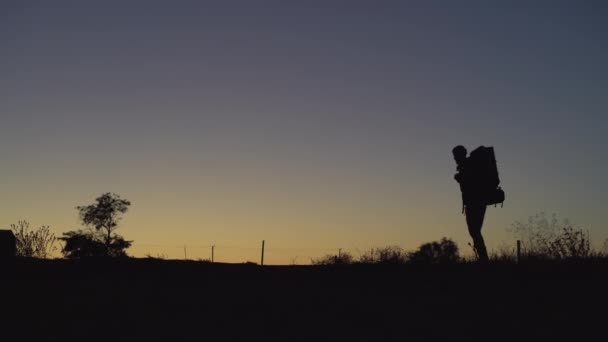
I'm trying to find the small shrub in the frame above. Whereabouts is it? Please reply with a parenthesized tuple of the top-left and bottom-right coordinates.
(145, 253, 168, 260)
(59, 230, 132, 259)
(489, 249, 517, 263)
(489, 243, 517, 263)
(408, 238, 460, 264)
(510, 213, 597, 260)
(312, 251, 353, 265)
(510, 213, 563, 258)
(548, 227, 591, 259)
(11, 220, 57, 259)
(359, 246, 408, 265)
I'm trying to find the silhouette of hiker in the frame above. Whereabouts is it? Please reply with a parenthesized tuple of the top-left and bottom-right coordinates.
(452, 145, 493, 263)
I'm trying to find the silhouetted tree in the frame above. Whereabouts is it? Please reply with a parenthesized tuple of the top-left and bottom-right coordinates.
(59, 230, 132, 258)
(10, 220, 57, 258)
(408, 238, 460, 264)
(77, 193, 131, 256)
(359, 246, 408, 265)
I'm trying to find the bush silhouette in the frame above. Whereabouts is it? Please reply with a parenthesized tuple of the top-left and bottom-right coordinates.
(408, 238, 460, 264)
(10, 220, 57, 258)
(488, 243, 518, 263)
(510, 213, 562, 258)
(311, 251, 354, 265)
(359, 246, 408, 265)
(511, 213, 596, 260)
(548, 227, 592, 259)
(60, 230, 131, 259)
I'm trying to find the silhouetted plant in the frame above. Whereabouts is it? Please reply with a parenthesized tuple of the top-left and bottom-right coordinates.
(10, 220, 57, 258)
(77, 193, 131, 256)
(359, 246, 408, 265)
(509, 213, 562, 258)
(488, 243, 517, 263)
(510, 213, 595, 260)
(311, 251, 353, 265)
(548, 227, 591, 259)
(59, 230, 132, 259)
(145, 253, 168, 260)
(408, 238, 460, 264)
(290, 256, 299, 266)
(466, 242, 479, 262)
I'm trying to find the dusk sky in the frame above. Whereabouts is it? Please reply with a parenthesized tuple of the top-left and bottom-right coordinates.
(2, 1, 607, 263)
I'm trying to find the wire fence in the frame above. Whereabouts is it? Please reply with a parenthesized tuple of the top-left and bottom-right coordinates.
(132, 241, 354, 265)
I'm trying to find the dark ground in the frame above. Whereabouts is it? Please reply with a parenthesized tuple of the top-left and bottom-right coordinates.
(1, 258, 606, 341)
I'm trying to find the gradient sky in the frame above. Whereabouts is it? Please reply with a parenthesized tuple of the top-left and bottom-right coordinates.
(2, 1, 607, 263)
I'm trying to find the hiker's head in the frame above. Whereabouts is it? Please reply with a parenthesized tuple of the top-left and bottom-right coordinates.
(452, 145, 467, 164)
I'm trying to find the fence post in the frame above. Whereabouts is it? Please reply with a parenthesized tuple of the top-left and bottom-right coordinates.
(516, 240, 521, 264)
(212, 245, 215, 263)
(261, 240, 265, 266)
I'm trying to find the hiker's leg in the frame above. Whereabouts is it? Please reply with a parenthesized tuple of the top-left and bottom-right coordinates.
(475, 206, 488, 262)
(466, 205, 489, 262)
(474, 233, 489, 263)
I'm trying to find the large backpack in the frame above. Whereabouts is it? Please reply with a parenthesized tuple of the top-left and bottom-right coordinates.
(468, 146, 505, 207)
